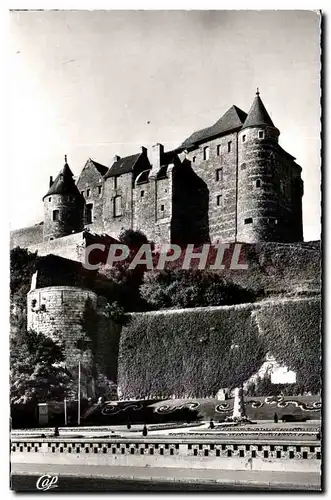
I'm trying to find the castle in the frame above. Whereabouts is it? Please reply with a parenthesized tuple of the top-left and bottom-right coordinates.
(11, 92, 320, 402)
(11, 91, 304, 260)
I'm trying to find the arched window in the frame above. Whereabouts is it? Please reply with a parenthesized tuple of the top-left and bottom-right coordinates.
(203, 147, 209, 161)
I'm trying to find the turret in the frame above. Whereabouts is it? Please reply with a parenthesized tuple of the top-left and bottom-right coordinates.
(236, 90, 284, 242)
(43, 155, 84, 241)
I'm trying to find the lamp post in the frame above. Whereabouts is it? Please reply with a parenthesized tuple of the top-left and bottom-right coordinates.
(230, 343, 247, 421)
(78, 360, 81, 426)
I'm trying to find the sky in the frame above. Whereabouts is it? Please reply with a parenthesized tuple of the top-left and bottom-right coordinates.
(8, 10, 321, 240)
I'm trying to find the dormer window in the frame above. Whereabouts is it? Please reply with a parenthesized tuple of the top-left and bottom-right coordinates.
(258, 130, 265, 139)
(203, 146, 209, 161)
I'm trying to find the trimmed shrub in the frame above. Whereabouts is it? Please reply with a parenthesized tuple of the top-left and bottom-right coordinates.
(118, 297, 321, 399)
(118, 305, 267, 399)
(255, 298, 321, 392)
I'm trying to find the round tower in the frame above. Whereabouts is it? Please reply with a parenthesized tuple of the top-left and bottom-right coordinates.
(237, 90, 282, 242)
(43, 156, 85, 241)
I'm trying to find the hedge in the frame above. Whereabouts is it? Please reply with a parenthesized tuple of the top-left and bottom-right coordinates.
(118, 304, 267, 399)
(118, 297, 321, 399)
(255, 298, 321, 392)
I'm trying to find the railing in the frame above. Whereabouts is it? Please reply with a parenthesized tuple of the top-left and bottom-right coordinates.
(11, 437, 321, 461)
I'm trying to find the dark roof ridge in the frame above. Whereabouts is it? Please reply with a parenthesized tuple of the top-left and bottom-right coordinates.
(104, 151, 142, 178)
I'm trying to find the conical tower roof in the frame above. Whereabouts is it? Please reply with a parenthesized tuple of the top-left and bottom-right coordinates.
(43, 155, 81, 200)
(242, 90, 275, 129)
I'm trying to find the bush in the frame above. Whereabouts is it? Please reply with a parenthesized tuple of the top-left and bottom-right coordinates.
(140, 269, 260, 310)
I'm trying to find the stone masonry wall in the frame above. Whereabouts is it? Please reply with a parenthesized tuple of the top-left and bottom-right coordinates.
(43, 194, 84, 241)
(236, 126, 303, 243)
(133, 172, 173, 244)
(186, 131, 239, 243)
(102, 172, 133, 240)
(76, 160, 106, 234)
(27, 286, 97, 373)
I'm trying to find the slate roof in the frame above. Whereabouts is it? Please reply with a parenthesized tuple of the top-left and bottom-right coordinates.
(160, 150, 178, 167)
(104, 152, 141, 178)
(179, 105, 247, 150)
(242, 94, 275, 129)
(89, 159, 108, 176)
(43, 162, 81, 200)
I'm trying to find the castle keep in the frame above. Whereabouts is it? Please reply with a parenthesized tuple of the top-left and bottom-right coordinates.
(11, 91, 304, 258)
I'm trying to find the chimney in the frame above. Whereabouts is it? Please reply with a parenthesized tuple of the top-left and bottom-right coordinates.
(49, 176, 53, 187)
(151, 143, 164, 170)
(113, 155, 121, 163)
(140, 146, 147, 155)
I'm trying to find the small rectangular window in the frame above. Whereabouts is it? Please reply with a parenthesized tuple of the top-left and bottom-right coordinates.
(160, 204, 164, 211)
(114, 176, 118, 189)
(216, 195, 222, 206)
(216, 145, 221, 156)
(244, 217, 253, 224)
(114, 196, 122, 217)
(52, 210, 59, 222)
(81, 191, 85, 196)
(49, 197, 52, 202)
(203, 146, 210, 161)
(228, 141, 232, 153)
(86, 203, 93, 224)
(242, 135, 246, 143)
(98, 186, 102, 195)
(86, 188, 90, 197)
(140, 190, 144, 198)
(258, 130, 265, 139)
(216, 168, 223, 182)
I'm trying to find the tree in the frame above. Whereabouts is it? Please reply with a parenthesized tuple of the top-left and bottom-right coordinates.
(99, 229, 151, 311)
(10, 329, 71, 405)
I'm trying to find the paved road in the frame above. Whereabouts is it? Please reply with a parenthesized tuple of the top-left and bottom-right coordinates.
(11, 474, 317, 492)
(11, 463, 321, 491)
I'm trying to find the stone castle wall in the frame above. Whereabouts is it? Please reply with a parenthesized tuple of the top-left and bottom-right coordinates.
(27, 286, 97, 372)
(43, 194, 84, 241)
(186, 132, 239, 243)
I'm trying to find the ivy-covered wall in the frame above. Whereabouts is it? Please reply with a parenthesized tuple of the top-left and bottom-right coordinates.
(118, 297, 321, 399)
